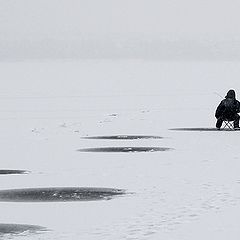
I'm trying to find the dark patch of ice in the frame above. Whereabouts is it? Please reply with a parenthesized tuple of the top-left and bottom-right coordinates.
(0, 223, 46, 235)
(78, 147, 171, 153)
(0, 170, 29, 175)
(82, 135, 163, 140)
(0, 187, 125, 202)
(170, 128, 234, 132)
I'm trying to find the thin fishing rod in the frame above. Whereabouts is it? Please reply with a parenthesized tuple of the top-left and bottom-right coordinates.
(214, 92, 224, 99)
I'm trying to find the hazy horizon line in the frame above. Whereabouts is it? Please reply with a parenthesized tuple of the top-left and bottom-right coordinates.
(0, 38, 240, 61)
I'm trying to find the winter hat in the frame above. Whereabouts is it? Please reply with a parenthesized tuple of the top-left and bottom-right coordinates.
(225, 89, 236, 99)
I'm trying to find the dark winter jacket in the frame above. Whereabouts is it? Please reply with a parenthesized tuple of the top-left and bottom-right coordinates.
(215, 90, 240, 119)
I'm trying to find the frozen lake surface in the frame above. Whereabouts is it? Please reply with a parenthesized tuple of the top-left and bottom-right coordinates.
(0, 60, 240, 239)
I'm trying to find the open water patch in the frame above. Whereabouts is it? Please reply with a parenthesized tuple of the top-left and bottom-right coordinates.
(0, 223, 46, 236)
(0, 187, 125, 202)
(82, 135, 163, 140)
(170, 128, 234, 132)
(78, 147, 172, 153)
(0, 170, 29, 175)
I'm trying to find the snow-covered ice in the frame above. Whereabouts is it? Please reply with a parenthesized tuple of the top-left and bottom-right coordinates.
(0, 60, 240, 239)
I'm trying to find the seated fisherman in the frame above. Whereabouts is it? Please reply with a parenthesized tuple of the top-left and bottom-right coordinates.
(215, 89, 240, 129)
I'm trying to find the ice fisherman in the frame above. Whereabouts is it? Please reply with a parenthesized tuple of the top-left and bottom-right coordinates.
(215, 89, 240, 129)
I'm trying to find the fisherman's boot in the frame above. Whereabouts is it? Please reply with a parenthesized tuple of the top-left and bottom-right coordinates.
(216, 118, 223, 130)
(234, 115, 240, 130)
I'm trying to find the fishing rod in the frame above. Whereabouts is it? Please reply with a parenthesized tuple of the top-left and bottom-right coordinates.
(213, 92, 224, 99)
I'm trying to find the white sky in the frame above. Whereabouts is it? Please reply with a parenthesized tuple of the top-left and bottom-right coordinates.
(0, 0, 240, 40)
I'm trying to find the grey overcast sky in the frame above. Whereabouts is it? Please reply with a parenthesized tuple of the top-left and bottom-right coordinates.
(1, 0, 240, 40)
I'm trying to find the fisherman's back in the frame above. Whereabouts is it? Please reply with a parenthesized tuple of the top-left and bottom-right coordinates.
(215, 89, 240, 129)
